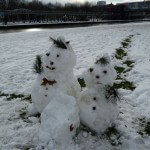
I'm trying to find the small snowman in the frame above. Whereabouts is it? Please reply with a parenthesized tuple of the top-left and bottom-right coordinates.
(28, 36, 81, 115)
(79, 54, 119, 133)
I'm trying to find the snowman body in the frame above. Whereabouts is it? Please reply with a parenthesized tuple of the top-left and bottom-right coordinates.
(79, 54, 119, 133)
(28, 37, 81, 115)
(79, 88, 118, 133)
(38, 92, 80, 149)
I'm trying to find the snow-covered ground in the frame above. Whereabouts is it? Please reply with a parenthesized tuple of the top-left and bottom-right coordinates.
(0, 22, 150, 150)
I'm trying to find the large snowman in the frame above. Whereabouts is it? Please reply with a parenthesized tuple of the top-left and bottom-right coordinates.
(78, 54, 119, 133)
(28, 36, 81, 115)
(28, 36, 81, 149)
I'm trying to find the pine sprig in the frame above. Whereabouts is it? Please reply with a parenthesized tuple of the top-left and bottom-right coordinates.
(105, 85, 121, 104)
(95, 56, 110, 65)
(33, 55, 43, 74)
(50, 37, 67, 49)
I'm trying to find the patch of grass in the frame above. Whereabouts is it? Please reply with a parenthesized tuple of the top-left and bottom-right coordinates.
(124, 38, 131, 43)
(121, 41, 129, 48)
(138, 117, 150, 136)
(115, 48, 127, 60)
(7, 94, 25, 101)
(114, 80, 136, 91)
(128, 35, 134, 38)
(116, 75, 123, 80)
(78, 78, 86, 88)
(22, 95, 32, 102)
(0, 92, 9, 97)
(103, 126, 122, 146)
(115, 66, 125, 74)
(144, 122, 150, 136)
(123, 68, 132, 74)
(123, 60, 135, 68)
(20, 111, 28, 120)
(0, 91, 31, 102)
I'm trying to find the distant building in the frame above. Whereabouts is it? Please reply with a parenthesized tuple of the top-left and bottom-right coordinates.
(117, 1, 150, 10)
(97, 1, 106, 6)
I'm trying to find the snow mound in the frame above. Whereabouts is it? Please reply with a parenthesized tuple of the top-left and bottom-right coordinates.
(38, 92, 80, 149)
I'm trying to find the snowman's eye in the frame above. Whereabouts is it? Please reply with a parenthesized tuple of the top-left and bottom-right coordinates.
(92, 106, 96, 110)
(96, 75, 99, 79)
(46, 53, 50, 56)
(89, 68, 93, 72)
(57, 54, 60, 58)
(93, 97, 96, 101)
(103, 70, 107, 74)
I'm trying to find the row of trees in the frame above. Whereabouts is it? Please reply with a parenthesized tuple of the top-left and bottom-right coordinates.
(0, 0, 101, 12)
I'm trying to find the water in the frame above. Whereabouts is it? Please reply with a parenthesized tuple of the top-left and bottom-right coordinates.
(0, 28, 46, 34)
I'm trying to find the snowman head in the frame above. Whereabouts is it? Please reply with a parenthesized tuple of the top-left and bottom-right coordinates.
(84, 54, 117, 87)
(42, 36, 76, 75)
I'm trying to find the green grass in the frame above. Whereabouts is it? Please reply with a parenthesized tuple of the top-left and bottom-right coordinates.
(121, 41, 129, 48)
(114, 80, 136, 91)
(103, 126, 122, 146)
(128, 35, 134, 38)
(115, 66, 125, 74)
(20, 111, 28, 120)
(123, 60, 135, 67)
(78, 78, 86, 88)
(0, 91, 31, 102)
(124, 38, 131, 43)
(121, 36, 133, 48)
(115, 48, 127, 60)
(138, 118, 150, 136)
(114, 35, 136, 91)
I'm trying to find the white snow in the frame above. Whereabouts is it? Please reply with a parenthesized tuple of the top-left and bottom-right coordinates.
(0, 22, 150, 149)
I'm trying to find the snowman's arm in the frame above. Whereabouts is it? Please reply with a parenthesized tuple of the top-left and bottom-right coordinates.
(72, 80, 81, 99)
(28, 103, 39, 116)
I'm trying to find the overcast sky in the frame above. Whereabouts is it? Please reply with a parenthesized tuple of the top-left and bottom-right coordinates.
(38, 0, 143, 4)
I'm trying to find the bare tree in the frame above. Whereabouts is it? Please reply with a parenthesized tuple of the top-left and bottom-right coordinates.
(0, 0, 7, 10)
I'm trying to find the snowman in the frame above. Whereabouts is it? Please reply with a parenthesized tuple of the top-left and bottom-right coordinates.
(78, 54, 119, 133)
(28, 36, 80, 149)
(28, 36, 81, 115)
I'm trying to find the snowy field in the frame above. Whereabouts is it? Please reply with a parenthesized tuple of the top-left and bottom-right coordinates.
(0, 22, 150, 150)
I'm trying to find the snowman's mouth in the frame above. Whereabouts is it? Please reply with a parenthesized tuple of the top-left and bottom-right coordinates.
(46, 66, 56, 70)
(96, 82, 102, 85)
